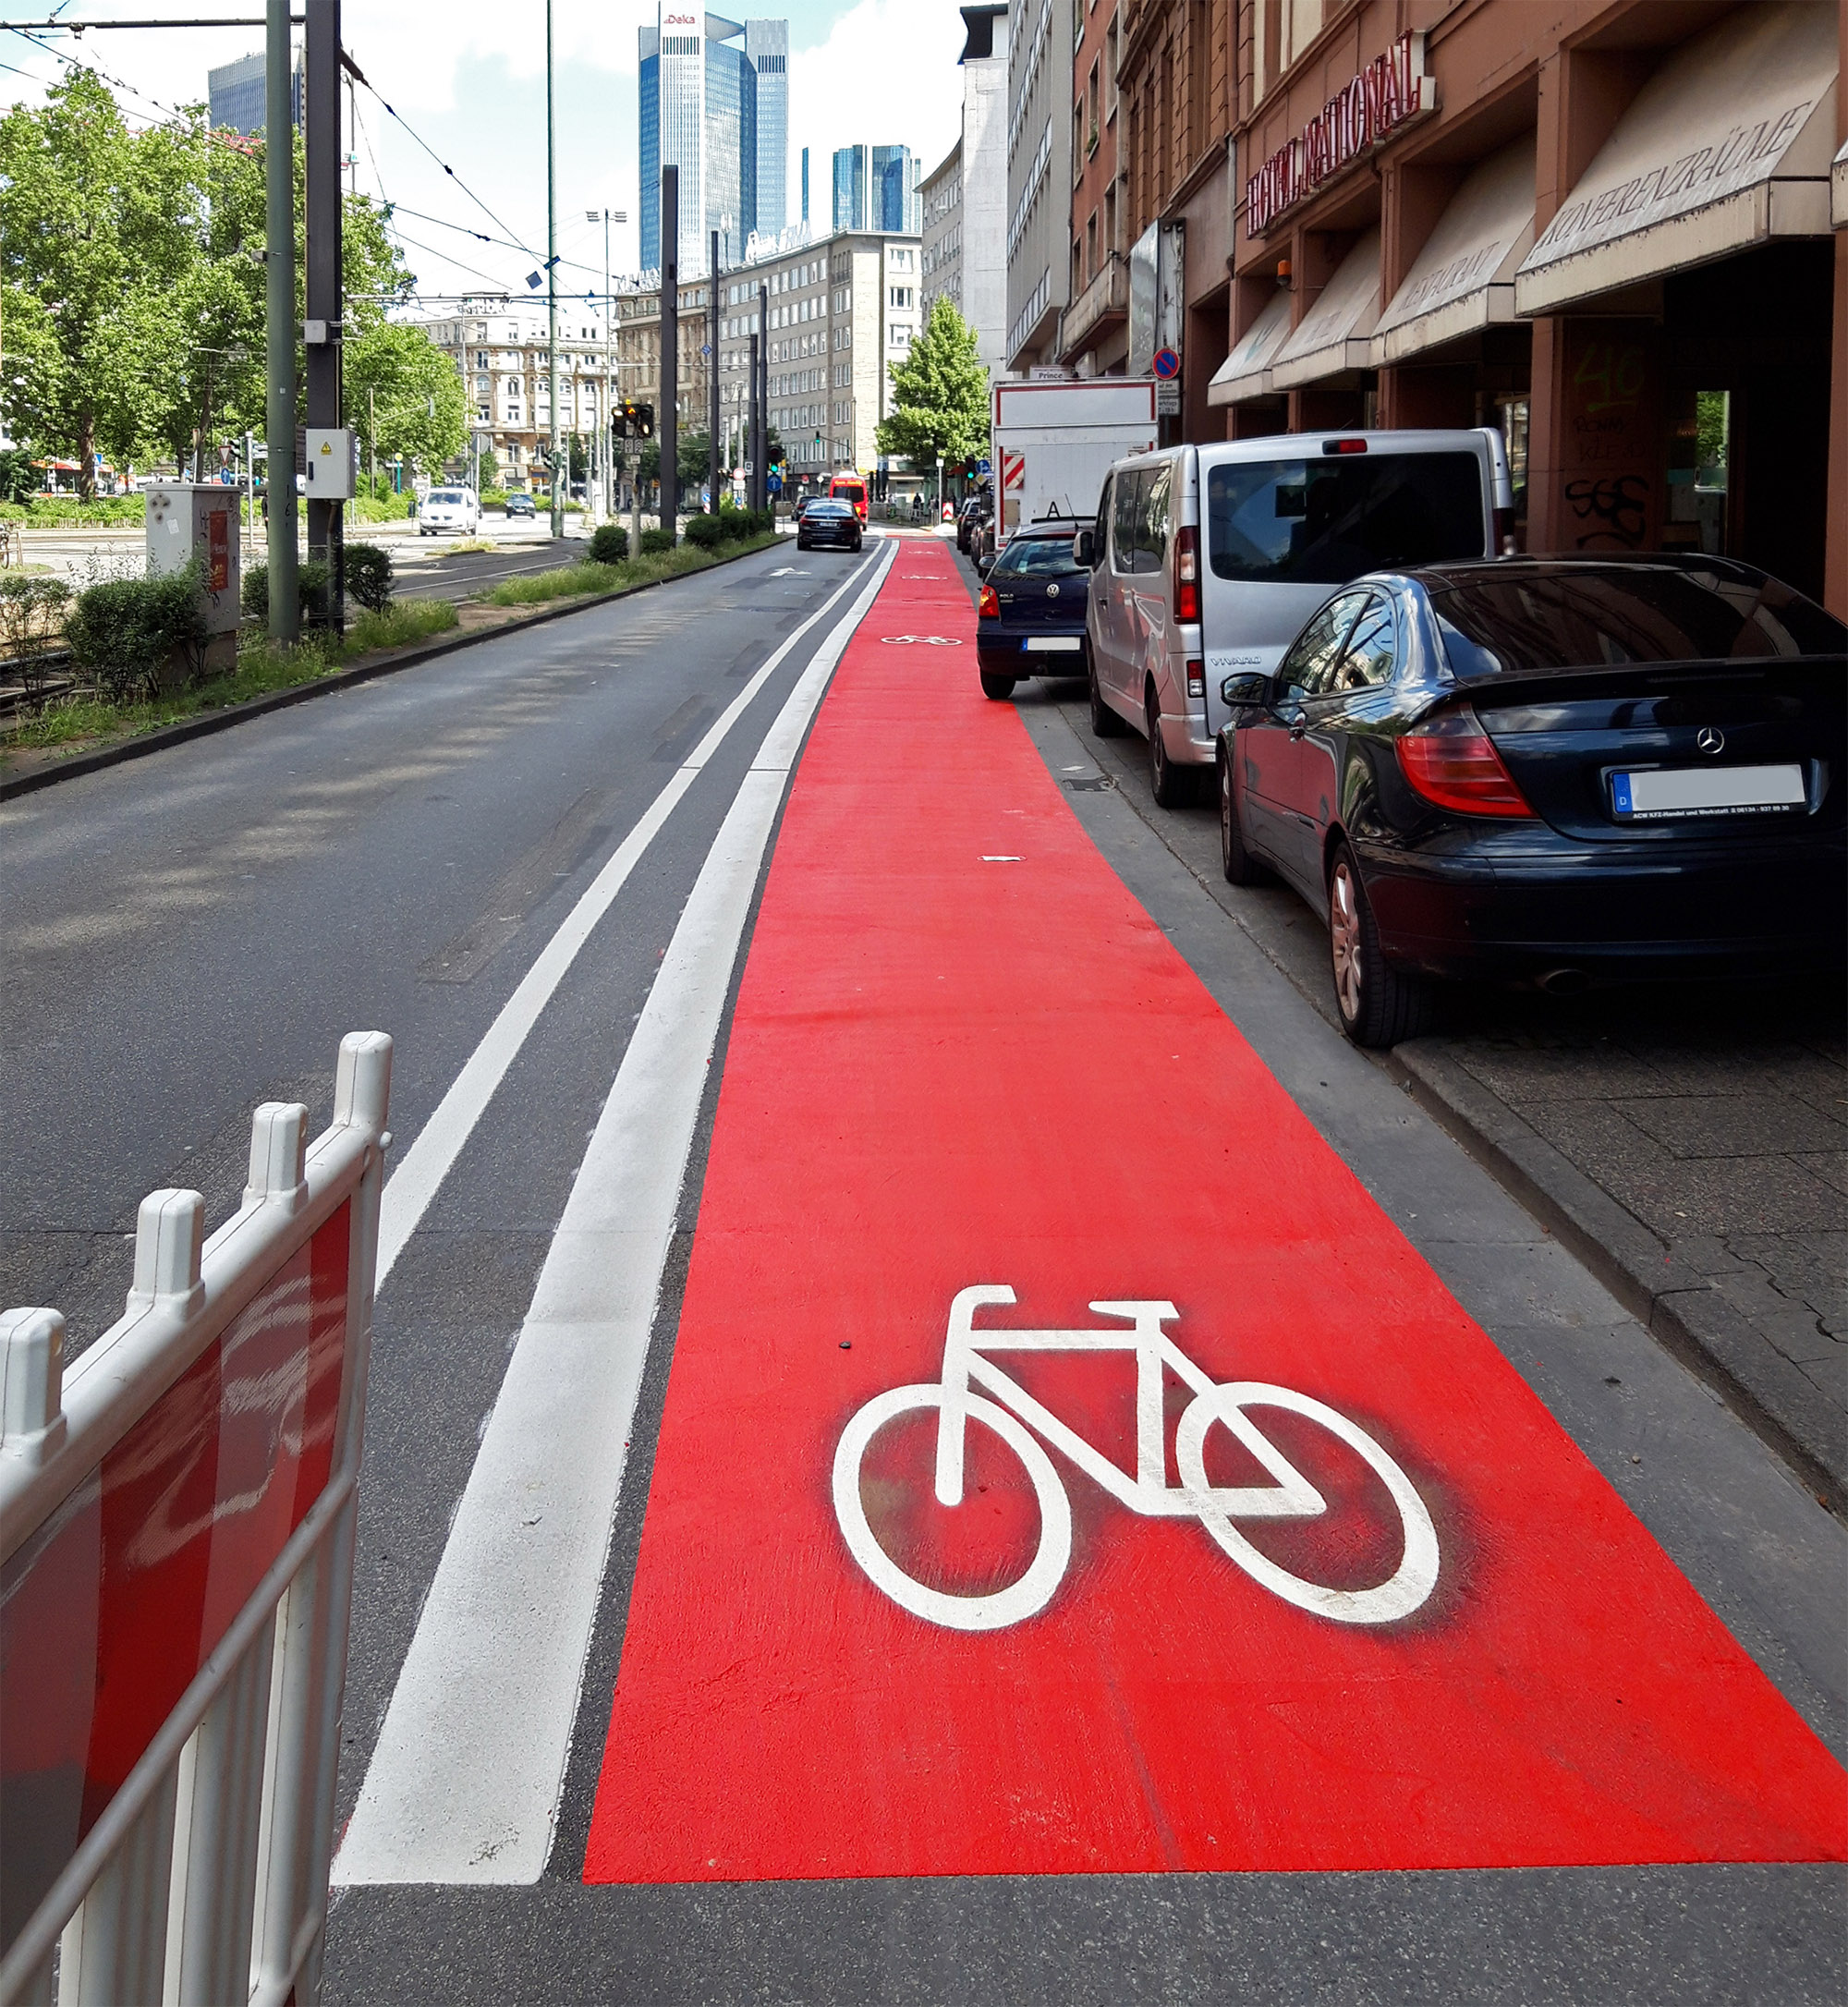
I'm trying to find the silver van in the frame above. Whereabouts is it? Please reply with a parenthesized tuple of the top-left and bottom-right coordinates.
(1076, 429, 1513, 806)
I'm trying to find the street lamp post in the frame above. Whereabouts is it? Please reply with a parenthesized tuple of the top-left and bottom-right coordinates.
(546, 0, 562, 541)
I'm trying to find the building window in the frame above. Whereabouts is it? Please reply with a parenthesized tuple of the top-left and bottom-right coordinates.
(889, 286, 912, 309)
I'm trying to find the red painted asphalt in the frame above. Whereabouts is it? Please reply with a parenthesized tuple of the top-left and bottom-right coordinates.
(585, 543, 1845, 1880)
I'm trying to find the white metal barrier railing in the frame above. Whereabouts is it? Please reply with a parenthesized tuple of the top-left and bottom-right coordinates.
(0, 1034, 392, 2007)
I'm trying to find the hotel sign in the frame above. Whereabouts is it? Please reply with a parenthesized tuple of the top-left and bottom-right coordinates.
(1245, 32, 1437, 237)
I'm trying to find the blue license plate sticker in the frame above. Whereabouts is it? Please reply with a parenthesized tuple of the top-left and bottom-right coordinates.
(1611, 772, 1635, 818)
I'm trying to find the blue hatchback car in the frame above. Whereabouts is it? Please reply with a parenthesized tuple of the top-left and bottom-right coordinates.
(977, 521, 1089, 699)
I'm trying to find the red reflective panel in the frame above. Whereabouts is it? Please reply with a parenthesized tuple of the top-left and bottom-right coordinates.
(0, 1200, 351, 1915)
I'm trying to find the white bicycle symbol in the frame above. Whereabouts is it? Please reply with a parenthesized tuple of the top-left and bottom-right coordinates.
(833, 1285, 1440, 1633)
(880, 634, 962, 645)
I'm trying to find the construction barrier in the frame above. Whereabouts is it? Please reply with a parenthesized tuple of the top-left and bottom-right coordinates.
(0, 1034, 392, 2007)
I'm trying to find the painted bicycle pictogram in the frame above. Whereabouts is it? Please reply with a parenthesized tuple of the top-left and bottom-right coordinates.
(881, 634, 963, 645)
(833, 1285, 1440, 1632)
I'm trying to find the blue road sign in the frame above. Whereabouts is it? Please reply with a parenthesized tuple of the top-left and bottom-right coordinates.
(1153, 347, 1181, 380)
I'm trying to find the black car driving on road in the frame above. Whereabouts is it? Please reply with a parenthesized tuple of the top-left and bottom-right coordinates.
(504, 492, 535, 517)
(976, 521, 1090, 699)
(796, 498, 862, 553)
(1214, 554, 1848, 1047)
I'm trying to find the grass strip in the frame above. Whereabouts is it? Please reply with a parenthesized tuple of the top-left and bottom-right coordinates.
(5, 598, 458, 755)
(479, 532, 779, 608)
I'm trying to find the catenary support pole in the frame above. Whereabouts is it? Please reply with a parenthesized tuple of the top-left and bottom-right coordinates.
(748, 331, 761, 514)
(264, 0, 298, 641)
(304, 0, 342, 629)
(660, 166, 677, 537)
(546, 0, 562, 541)
(757, 281, 769, 515)
(708, 231, 721, 516)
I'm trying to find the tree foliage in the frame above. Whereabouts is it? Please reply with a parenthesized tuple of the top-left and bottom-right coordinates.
(0, 68, 417, 494)
(875, 297, 988, 471)
(345, 321, 467, 475)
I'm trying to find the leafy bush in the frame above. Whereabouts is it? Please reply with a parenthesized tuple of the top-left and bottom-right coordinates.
(344, 542, 395, 614)
(242, 559, 332, 622)
(0, 575, 74, 704)
(589, 524, 630, 565)
(65, 568, 208, 702)
(639, 526, 675, 554)
(684, 512, 726, 550)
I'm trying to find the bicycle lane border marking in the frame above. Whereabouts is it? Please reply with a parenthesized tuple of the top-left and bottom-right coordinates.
(582, 538, 1845, 1881)
(334, 541, 898, 1887)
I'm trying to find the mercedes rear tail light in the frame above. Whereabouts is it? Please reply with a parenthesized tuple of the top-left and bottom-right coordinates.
(1174, 524, 1199, 625)
(1395, 707, 1535, 818)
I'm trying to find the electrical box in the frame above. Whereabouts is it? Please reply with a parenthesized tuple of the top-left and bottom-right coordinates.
(144, 484, 241, 636)
(303, 427, 357, 500)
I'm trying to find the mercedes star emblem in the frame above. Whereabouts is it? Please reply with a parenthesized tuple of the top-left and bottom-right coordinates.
(1696, 725, 1725, 755)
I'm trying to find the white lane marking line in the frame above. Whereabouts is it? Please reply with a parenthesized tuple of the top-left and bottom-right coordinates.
(373, 548, 884, 1287)
(334, 541, 896, 1887)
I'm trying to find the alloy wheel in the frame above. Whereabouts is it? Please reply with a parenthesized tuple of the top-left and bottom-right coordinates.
(1330, 858, 1364, 1024)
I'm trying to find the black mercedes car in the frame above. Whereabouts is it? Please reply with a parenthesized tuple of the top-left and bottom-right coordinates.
(976, 521, 1090, 699)
(796, 498, 861, 553)
(1214, 554, 1847, 1046)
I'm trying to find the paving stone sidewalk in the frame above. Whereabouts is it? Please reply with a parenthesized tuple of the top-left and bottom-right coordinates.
(1395, 987, 1847, 1506)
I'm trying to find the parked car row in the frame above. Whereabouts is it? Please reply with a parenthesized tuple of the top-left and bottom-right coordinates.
(971, 430, 1848, 1048)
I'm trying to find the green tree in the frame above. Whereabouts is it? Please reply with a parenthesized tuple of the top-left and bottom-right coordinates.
(345, 321, 467, 478)
(875, 297, 987, 472)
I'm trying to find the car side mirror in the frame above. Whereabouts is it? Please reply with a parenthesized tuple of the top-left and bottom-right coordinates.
(1221, 670, 1270, 708)
(976, 554, 993, 578)
(1073, 529, 1095, 568)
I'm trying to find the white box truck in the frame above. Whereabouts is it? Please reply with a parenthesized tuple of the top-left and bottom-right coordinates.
(991, 378, 1160, 548)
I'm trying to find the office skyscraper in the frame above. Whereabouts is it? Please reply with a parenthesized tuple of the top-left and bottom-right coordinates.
(831, 144, 922, 235)
(638, 7, 787, 275)
(207, 47, 301, 134)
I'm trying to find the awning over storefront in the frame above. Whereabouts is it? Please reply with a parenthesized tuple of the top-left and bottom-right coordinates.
(1515, 1, 1837, 316)
(1376, 140, 1534, 364)
(1205, 289, 1291, 407)
(1832, 134, 1847, 228)
(1270, 228, 1380, 389)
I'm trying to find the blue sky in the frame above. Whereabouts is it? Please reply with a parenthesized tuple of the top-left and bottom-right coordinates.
(0, 1, 969, 300)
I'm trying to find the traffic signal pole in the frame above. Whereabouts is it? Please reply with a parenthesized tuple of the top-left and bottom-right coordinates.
(708, 230, 721, 516)
(546, 0, 562, 542)
(305, 0, 342, 629)
(264, 0, 298, 641)
(660, 166, 677, 536)
(757, 280, 769, 513)
(748, 331, 761, 514)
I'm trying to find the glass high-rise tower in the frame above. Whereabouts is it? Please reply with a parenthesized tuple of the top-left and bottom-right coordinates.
(639, 7, 787, 276)
(831, 144, 922, 235)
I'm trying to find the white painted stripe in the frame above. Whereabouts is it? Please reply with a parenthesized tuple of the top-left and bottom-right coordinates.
(373, 548, 884, 1288)
(334, 541, 896, 1885)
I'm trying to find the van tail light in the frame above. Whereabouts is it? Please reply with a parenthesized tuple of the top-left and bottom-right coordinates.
(978, 583, 1000, 619)
(1321, 437, 1368, 455)
(1174, 524, 1199, 624)
(1396, 708, 1535, 818)
(1185, 657, 1205, 699)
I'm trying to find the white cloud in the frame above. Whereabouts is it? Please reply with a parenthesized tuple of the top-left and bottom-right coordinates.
(785, 0, 965, 223)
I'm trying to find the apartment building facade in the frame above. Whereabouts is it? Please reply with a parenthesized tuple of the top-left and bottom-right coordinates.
(921, 137, 964, 331)
(1004, 0, 1076, 370)
(419, 306, 619, 484)
(1058, 0, 1128, 372)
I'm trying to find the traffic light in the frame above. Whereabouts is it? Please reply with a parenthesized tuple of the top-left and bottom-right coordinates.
(613, 400, 655, 443)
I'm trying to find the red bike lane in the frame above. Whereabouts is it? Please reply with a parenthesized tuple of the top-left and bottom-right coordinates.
(583, 541, 1844, 1882)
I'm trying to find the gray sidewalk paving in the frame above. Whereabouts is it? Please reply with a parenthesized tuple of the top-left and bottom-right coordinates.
(1041, 686, 1847, 1509)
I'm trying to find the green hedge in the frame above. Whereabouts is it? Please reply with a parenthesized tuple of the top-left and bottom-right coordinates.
(242, 559, 332, 623)
(344, 543, 395, 614)
(0, 494, 148, 527)
(639, 526, 675, 554)
(589, 524, 630, 565)
(683, 513, 726, 550)
(65, 568, 208, 702)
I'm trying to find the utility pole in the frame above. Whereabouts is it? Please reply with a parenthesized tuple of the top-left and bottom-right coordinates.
(708, 230, 721, 516)
(757, 281, 769, 515)
(264, 0, 298, 641)
(305, 0, 343, 630)
(546, 0, 562, 541)
(748, 330, 761, 513)
(660, 165, 677, 537)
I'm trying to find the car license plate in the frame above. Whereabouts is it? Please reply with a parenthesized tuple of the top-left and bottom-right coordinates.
(1023, 636, 1081, 652)
(1610, 763, 1805, 821)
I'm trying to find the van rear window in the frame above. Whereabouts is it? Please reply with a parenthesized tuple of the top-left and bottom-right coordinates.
(1206, 453, 1485, 585)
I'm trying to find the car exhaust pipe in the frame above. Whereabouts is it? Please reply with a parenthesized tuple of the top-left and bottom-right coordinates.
(1537, 967, 1591, 997)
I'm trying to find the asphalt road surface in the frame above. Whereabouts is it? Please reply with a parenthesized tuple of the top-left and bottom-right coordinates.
(3, 530, 1841, 2004)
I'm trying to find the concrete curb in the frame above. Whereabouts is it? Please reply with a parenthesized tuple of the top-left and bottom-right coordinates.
(0, 536, 781, 805)
(1389, 1039, 1845, 1515)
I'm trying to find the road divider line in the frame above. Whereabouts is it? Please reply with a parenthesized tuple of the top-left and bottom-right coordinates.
(334, 540, 895, 1886)
(374, 544, 888, 1287)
